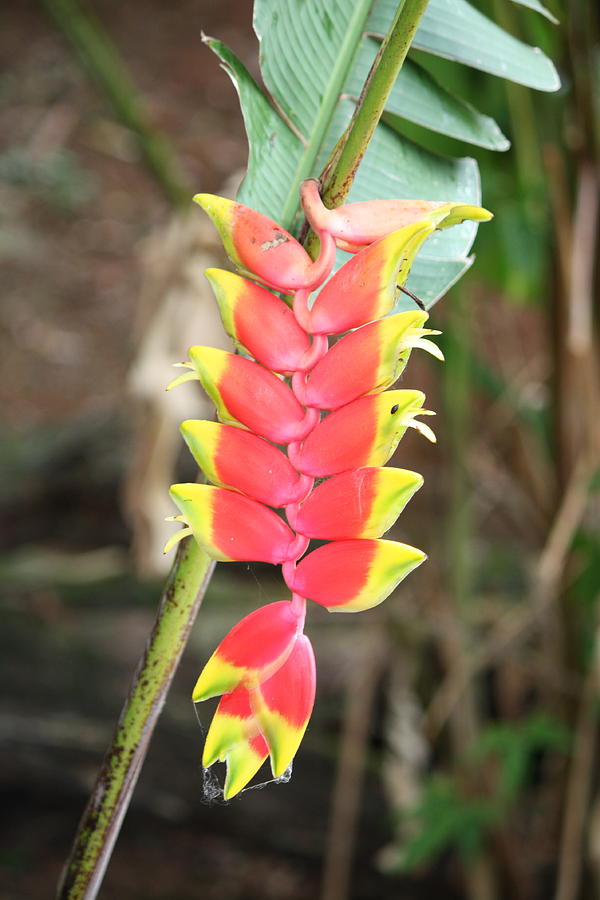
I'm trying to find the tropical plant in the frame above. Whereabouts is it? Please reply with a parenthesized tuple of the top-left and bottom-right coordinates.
(57, 0, 559, 896)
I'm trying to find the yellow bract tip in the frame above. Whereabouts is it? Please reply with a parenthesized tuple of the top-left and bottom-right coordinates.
(163, 526, 192, 555)
(166, 370, 199, 391)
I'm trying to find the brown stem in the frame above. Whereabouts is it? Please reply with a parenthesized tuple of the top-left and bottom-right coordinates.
(554, 627, 600, 900)
(320, 624, 389, 900)
(424, 457, 594, 741)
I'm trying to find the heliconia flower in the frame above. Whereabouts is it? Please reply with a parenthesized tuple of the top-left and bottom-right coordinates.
(306, 222, 435, 334)
(288, 467, 423, 540)
(171, 185, 492, 798)
(194, 193, 336, 291)
(287, 390, 435, 478)
(202, 686, 270, 800)
(193, 600, 304, 701)
(299, 311, 442, 410)
(252, 633, 316, 778)
(290, 539, 426, 612)
(180, 420, 311, 508)
(204, 268, 312, 373)
(167, 483, 299, 563)
(300, 178, 493, 252)
(168, 346, 318, 444)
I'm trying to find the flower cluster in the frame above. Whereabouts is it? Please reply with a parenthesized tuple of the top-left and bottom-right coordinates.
(166, 179, 491, 798)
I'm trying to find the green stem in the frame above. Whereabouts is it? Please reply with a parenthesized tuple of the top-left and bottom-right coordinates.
(304, 0, 430, 257)
(320, 0, 430, 209)
(39, 0, 190, 208)
(57, 539, 214, 899)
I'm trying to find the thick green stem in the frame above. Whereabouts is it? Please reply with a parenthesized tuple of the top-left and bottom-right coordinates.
(304, 0, 430, 258)
(39, 0, 190, 207)
(57, 539, 214, 899)
(320, 0, 430, 209)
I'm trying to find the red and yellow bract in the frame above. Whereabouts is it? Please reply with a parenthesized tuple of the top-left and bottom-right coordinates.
(288, 467, 423, 540)
(180, 420, 309, 507)
(287, 390, 434, 477)
(289, 538, 426, 612)
(167, 181, 491, 797)
(204, 268, 311, 373)
(301, 311, 442, 410)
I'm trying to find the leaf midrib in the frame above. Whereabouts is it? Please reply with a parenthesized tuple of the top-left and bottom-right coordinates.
(277, 0, 376, 228)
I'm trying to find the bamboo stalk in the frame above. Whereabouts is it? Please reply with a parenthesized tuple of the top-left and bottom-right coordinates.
(554, 623, 599, 900)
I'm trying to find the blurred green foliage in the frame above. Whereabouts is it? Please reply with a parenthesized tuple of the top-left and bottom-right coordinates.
(398, 715, 570, 869)
(0, 147, 97, 210)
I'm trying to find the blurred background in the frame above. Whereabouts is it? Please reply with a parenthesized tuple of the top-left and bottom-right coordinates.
(1, 1, 599, 898)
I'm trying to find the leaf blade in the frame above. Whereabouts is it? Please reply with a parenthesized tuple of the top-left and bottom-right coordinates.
(510, 0, 558, 25)
(253, 0, 375, 226)
(206, 39, 299, 221)
(347, 42, 510, 150)
(368, 0, 560, 91)
(206, 0, 555, 302)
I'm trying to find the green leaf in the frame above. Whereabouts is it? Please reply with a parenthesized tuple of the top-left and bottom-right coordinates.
(205, 38, 298, 221)
(472, 716, 570, 800)
(399, 775, 502, 869)
(510, 0, 559, 25)
(253, 0, 374, 225)
(348, 43, 510, 150)
(369, 0, 560, 91)
(405, 255, 474, 308)
(208, 0, 557, 303)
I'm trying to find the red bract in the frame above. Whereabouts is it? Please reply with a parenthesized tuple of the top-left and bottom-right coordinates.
(168, 483, 300, 563)
(180, 420, 310, 507)
(253, 633, 316, 778)
(287, 390, 433, 477)
(168, 346, 318, 443)
(201, 632, 316, 798)
(306, 223, 436, 334)
(289, 539, 426, 612)
(288, 467, 423, 540)
(192, 601, 304, 701)
(202, 686, 269, 800)
(204, 268, 312, 373)
(300, 177, 493, 252)
(193, 193, 336, 291)
(300, 311, 442, 410)
(168, 180, 492, 797)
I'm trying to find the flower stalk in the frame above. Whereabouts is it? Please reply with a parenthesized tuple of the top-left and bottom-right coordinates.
(57, 539, 214, 899)
(319, 0, 431, 210)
